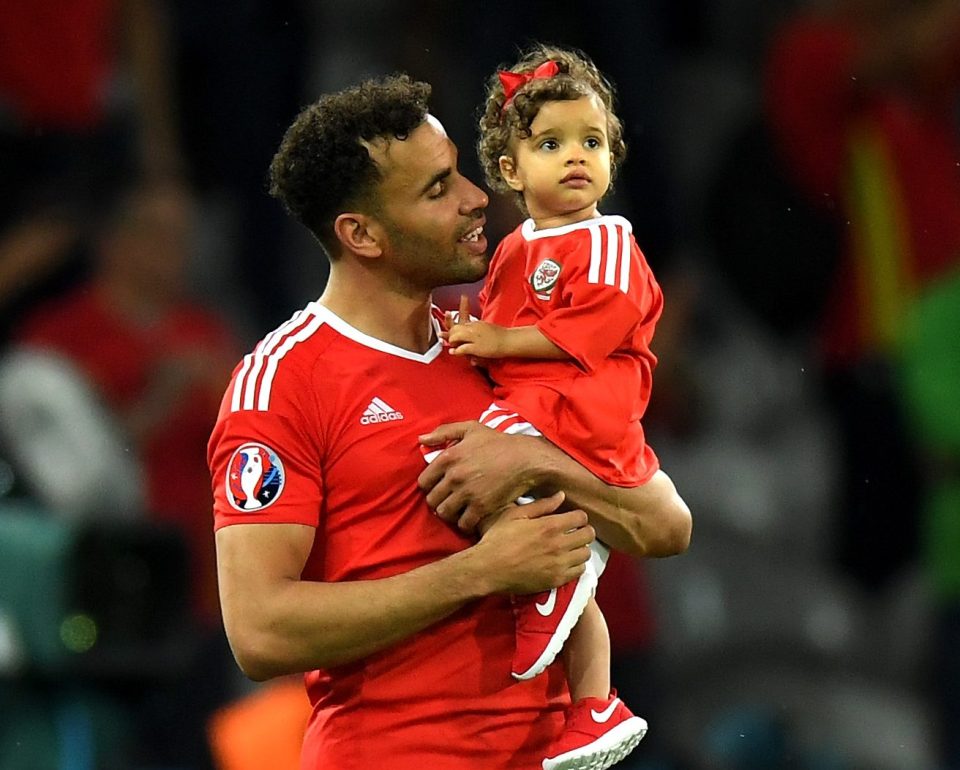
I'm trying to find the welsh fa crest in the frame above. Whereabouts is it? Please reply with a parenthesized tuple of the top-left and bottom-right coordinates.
(530, 258, 561, 297)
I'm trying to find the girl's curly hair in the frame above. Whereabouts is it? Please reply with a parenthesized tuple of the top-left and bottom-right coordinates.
(477, 44, 626, 212)
(269, 75, 431, 257)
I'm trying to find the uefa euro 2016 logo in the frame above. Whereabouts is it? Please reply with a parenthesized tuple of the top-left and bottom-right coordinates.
(226, 442, 285, 511)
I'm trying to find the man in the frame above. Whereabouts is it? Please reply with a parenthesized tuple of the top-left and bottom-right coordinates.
(208, 75, 691, 769)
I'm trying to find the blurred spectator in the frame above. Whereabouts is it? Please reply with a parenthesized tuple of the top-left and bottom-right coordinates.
(763, 0, 960, 591)
(15, 183, 236, 628)
(705, 116, 843, 340)
(13, 182, 239, 769)
(0, 347, 147, 519)
(899, 270, 960, 768)
(0, 0, 184, 342)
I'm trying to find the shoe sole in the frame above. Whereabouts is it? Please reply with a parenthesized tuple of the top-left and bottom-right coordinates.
(512, 565, 598, 681)
(541, 716, 648, 770)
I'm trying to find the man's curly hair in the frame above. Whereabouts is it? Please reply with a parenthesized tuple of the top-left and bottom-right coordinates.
(477, 45, 626, 214)
(269, 75, 431, 258)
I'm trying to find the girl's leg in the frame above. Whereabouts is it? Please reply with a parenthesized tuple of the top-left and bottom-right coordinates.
(543, 597, 647, 769)
(562, 596, 611, 702)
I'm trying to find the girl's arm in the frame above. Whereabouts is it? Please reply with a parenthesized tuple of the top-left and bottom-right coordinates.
(444, 294, 570, 360)
(447, 319, 569, 359)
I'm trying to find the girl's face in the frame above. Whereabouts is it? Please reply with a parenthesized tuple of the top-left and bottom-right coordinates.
(499, 94, 612, 228)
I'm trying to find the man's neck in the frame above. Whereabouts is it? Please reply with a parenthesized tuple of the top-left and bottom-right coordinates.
(318, 272, 437, 353)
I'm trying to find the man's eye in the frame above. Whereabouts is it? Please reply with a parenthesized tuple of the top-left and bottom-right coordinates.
(428, 182, 446, 198)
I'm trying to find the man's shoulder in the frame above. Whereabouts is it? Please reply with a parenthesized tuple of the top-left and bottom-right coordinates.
(224, 304, 344, 414)
(249, 304, 342, 366)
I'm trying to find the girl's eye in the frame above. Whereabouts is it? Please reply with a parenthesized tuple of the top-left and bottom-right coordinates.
(585, 137, 602, 149)
(539, 139, 559, 151)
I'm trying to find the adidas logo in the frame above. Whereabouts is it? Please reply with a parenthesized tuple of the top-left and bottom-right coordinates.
(360, 397, 405, 425)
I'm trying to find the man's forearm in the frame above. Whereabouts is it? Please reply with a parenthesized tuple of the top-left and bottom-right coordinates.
(216, 499, 593, 680)
(220, 546, 489, 680)
(534, 448, 692, 558)
(418, 423, 692, 558)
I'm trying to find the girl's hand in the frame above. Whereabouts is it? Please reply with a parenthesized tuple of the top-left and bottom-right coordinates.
(443, 294, 507, 359)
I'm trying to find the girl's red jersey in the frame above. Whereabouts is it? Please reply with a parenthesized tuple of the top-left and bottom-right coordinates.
(481, 216, 663, 487)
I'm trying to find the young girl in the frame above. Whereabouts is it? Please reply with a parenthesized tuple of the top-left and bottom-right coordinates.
(443, 45, 688, 770)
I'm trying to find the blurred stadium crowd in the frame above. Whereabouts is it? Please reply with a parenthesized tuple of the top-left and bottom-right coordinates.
(0, 0, 958, 768)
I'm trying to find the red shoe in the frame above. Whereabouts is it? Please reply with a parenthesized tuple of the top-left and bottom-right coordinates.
(512, 567, 597, 681)
(542, 691, 648, 770)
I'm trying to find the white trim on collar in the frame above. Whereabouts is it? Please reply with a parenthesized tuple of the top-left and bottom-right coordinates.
(520, 214, 633, 240)
(307, 301, 444, 363)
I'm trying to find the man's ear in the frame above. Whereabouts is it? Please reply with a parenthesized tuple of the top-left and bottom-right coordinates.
(333, 212, 383, 259)
(499, 156, 523, 192)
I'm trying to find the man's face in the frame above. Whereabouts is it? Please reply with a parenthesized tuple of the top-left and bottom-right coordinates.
(366, 115, 490, 293)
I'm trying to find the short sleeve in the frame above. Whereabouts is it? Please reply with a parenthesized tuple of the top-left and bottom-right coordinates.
(536, 221, 659, 372)
(208, 369, 324, 531)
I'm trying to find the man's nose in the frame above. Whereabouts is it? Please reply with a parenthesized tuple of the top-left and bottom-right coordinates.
(460, 178, 489, 214)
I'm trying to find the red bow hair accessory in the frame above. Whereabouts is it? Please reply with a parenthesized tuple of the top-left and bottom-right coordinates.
(498, 60, 560, 113)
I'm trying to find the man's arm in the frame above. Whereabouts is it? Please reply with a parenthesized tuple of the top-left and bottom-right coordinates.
(216, 493, 594, 681)
(417, 423, 691, 558)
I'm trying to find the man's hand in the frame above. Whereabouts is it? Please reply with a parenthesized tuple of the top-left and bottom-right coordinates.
(418, 421, 551, 532)
(420, 420, 692, 558)
(443, 294, 508, 359)
(468, 492, 595, 595)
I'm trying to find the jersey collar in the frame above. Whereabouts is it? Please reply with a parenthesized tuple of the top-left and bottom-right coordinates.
(520, 214, 632, 240)
(308, 302, 444, 364)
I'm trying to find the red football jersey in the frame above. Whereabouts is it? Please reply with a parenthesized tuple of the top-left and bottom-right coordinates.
(480, 216, 663, 486)
(208, 302, 567, 769)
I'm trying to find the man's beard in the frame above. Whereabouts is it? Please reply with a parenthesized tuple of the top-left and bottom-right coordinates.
(383, 222, 489, 291)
